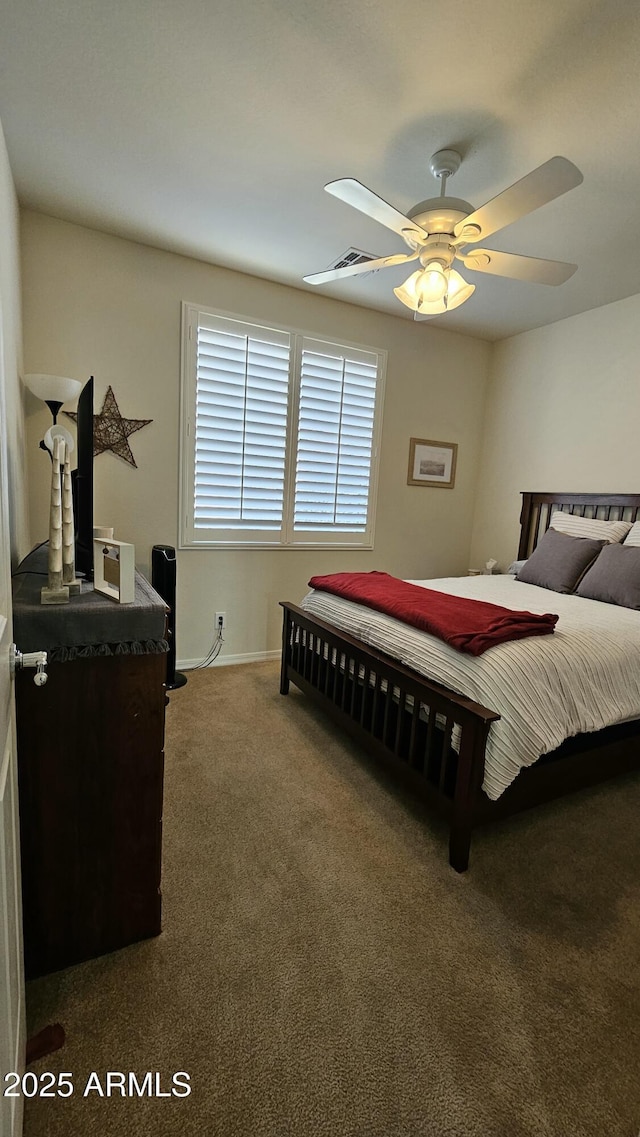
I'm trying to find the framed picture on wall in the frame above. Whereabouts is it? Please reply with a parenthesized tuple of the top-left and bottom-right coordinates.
(407, 438, 458, 488)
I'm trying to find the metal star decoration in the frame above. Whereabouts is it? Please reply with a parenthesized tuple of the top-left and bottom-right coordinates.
(66, 386, 152, 468)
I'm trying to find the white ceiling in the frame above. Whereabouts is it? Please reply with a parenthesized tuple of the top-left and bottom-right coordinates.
(1, 0, 639, 340)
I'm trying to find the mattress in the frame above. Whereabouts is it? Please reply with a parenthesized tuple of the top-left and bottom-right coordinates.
(301, 574, 640, 800)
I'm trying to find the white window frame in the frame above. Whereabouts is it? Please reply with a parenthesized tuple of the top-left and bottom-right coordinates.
(179, 302, 386, 550)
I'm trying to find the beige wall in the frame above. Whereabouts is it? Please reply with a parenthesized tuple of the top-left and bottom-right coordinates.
(0, 120, 28, 566)
(21, 210, 490, 662)
(470, 293, 640, 571)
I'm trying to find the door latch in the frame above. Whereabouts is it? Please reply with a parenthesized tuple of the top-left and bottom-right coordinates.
(11, 645, 48, 686)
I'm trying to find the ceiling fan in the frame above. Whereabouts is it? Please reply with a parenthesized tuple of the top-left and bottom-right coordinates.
(303, 149, 583, 318)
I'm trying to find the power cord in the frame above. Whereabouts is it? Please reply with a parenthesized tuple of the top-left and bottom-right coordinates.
(12, 539, 52, 576)
(185, 624, 225, 670)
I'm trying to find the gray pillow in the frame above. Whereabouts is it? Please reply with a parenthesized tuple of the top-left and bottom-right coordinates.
(516, 528, 604, 594)
(576, 542, 640, 609)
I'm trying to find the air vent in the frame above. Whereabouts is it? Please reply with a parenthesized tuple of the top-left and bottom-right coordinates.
(325, 247, 380, 275)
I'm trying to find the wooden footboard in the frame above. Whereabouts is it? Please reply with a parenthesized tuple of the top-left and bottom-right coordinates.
(280, 602, 500, 871)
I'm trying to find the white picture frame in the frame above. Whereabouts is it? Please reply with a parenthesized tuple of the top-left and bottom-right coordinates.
(93, 539, 135, 604)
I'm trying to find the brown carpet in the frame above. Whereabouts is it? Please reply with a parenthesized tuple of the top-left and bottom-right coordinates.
(24, 661, 640, 1136)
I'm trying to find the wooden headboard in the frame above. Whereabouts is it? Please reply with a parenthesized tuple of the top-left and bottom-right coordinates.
(518, 491, 640, 559)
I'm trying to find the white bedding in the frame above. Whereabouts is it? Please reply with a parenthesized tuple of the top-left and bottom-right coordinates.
(300, 575, 640, 800)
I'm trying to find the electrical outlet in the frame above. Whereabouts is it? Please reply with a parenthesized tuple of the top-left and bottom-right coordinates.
(215, 611, 226, 630)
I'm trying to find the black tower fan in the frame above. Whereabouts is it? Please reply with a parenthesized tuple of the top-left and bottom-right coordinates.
(151, 545, 187, 690)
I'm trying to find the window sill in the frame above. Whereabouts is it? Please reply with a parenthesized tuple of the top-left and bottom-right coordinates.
(179, 540, 374, 552)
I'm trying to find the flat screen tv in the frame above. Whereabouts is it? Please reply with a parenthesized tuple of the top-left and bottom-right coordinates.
(73, 375, 94, 581)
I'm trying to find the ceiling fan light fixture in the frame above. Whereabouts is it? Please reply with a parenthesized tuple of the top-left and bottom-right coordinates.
(445, 268, 476, 311)
(415, 261, 448, 302)
(417, 296, 449, 315)
(394, 267, 475, 315)
(393, 271, 425, 311)
(393, 272, 447, 315)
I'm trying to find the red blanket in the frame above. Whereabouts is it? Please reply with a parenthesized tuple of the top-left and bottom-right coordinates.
(308, 571, 558, 656)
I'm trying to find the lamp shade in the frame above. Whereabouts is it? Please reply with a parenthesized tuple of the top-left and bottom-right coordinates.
(394, 272, 448, 315)
(444, 269, 475, 312)
(23, 374, 82, 406)
(394, 268, 475, 315)
(416, 262, 448, 303)
(393, 271, 429, 311)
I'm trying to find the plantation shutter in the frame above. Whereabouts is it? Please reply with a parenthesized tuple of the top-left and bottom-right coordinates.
(181, 304, 385, 548)
(194, 315, 291, 532)
(294, 339, 379, 533)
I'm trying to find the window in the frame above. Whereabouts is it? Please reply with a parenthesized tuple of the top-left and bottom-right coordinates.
(180, 305, 386, 548)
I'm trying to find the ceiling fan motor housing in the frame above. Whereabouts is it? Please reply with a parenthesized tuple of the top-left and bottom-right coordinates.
(418, 239, 456, 269)
(407, 196, 474, 236)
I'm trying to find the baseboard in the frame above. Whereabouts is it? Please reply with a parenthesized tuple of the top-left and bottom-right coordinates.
(177, 649, 280, 670)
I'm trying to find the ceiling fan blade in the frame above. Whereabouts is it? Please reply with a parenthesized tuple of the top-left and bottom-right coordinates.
(326, 179, 429, 245)
(454, 156, 583, 243)
(458, 248, 577, 285)
(304, 251, 418, 286)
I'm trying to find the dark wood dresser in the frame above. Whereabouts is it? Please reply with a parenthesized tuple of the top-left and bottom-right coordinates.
(12, 552, 168, 979)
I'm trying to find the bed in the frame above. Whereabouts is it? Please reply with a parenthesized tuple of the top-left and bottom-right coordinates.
(279, 491, 640, 871)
